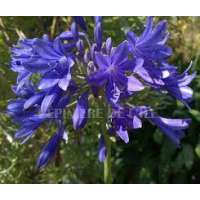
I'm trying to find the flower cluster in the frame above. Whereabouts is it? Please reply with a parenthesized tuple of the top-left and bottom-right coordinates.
(7, 17, 195, 168)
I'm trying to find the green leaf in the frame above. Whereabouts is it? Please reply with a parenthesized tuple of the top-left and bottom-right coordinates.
(153, 129, 163, 144)
(195, 144, 200, 158)
(189, 109, 200, 122)
(182, 144, 194, 170)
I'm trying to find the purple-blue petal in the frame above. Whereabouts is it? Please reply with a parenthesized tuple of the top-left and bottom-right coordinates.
(116, 126, 129, 143)
(95, 52, 110, 70)
(149, 116, 191, 146)
(38, 78, 59, 90)
(98, 135, 107, 162)
(72, 92, 89, 130)
(105, 78, 120, 104)
(111, 41, 128, 66)
(74, 16, 87, 32)
(105, 37, 112, 54)
(127, 76, 144, 92)
(24, 93, 45, 110)
(94, 22, 102, 50)
(37, 127, 64, 169)
(58, 74, 71, 91)
(41, 93, 56, 113)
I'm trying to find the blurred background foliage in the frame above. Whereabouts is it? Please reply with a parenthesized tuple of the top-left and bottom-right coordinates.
(0, 16, 200, 183)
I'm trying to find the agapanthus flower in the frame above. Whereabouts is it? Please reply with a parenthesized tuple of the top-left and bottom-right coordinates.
(88, 40, 144, 104)
(148, 116, 191, 146)
(11, 38, 38, 91)
(7, 23, 79, 168)
(109, 105, 190, 149)
(7, 16, 195, 169)
(37, 124, 66, 169)
(133, 61, 195, 106)
(127, 16, 172, 61)
(72, 91, 89, 130)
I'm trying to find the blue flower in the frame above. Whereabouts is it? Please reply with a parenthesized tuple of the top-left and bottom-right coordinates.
(7, 75, 72, 144)
(88, 40, 144, 104)
(37, 56, 74, 91)
(7, 16, 194, 168)
(148, 116, 191, 146)
(25, 37, 73, 69)
(161, 64, 196, 107)
(37, 125, 65, 169)
(127, 17, 172, 61)
(134, 61, 196, 106)
(11, 38, 39, 90)
(72, 92, 89, 130)
(110, 105, 191, 146)
(110, 105, 150, 143)
(15, 113, 50, 143)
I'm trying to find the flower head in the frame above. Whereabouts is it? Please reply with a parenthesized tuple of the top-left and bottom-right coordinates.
(88, 40, 144, 104)
(7, 16, 195, 169)
(127, 17, 172, 61)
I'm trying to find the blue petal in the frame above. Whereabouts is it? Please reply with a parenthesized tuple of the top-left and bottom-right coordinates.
(56, 95, 70, 109)
(111, 41, 128, 66)
(167, 85, 193, 104)
(76, 39, 84, 56)
(116, 126, 129, 143)
(58, 74, 71, 91)
(159, 118, 191, 129)
(26, 113, 51, 123)
(37, 127, 64, 169)
(178, 72, 196, 87)
(106, 37, 112, 54)
(95, 52, 110, 70)
(53, 37, 65, 55)
(41, 93, 57, 113)
(38, 78, 59, 90)
(94, 16, 102, 25)
(59, 31, 74, 40)
(74, 16, 87, 31)
(15, 114, 47, 143)
(127, 76, 144, 92)
(7, 99, 25, 115)
(23, 58, 55, 73)
(140, 16, 153, 41)
(179, 86, 193, 100)
(94, 22, 102, 50)
(149, 116, 191, 146)
(127, 31, 137, 46)
(15, 125, 37, 142)
(98, 135, 107, 162)
(105, 78, 120, 104)
(146, 20, 168, 45)
(71, 22, 78, 40)
(72, 92, 89, 130)
(132, 115, 142, 129)
(87, 70, 108, 87)
(24, 92, 45, 110)
(34, 39, 61, 59)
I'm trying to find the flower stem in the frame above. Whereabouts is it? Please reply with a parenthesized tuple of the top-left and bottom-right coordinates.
(103, 131, 112, 184)
(98, 96, 112, 184)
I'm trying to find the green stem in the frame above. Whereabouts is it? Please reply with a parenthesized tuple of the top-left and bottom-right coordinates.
(103, 131, 112, 183)
(98, 96, 112, 184)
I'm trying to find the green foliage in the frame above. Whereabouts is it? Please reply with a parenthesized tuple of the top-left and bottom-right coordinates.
(0, 16, 200, 183)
